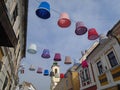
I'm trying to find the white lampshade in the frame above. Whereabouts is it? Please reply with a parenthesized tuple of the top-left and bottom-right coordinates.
(27, 44, 37, 54)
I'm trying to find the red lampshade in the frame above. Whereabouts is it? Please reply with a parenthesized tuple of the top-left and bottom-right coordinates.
(88, 28, 99, 40)
(60, 73, 64, 78)
(54, 53, 61, 61)
(20, 69, 24, 74)
(81, 60, 88, 68)
(64, 56, 72, 64)
(58, 13, 71, 28)
(75, 21, 87, 35)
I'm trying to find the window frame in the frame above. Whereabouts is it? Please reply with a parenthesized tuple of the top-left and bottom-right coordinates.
(106, 50, 118, 68)
(96, 60, 104, 75)
(80, 68, 90, 82)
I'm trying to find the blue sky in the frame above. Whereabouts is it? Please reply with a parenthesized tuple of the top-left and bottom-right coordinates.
(19, 0, 120, 90)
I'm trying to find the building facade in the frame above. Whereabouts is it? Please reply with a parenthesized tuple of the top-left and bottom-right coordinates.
(0, 0, 28, 90)
(88, 21, 120, 90)
(18, 81, 36, 90)
(50, 62, 60, 90)
(54, 63, 80, 90)
(77, 42, 98, 90)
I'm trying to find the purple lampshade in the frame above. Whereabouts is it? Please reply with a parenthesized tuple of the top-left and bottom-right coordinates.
(75, 21, 87, 35)
(41, 49, 50, 58)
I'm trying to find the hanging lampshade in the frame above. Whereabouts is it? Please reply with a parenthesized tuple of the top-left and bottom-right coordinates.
(29, 65, 35, 71)
(81, 60, 88, 68)
(88, 28, 99, 40)
(58, 12, 71, 28)
(20, 69, 24, 74)
(75, 21, 87, 35)
(99, 34, 108, 44)
(27, 44, 37, 54)
(60, 73, 64, 78)
(44, 69, 49, 76)
(41, 49, 50, 58)
(50, 71, 55, 77)
(37, 67, 42, 74)
(54, 53, 61, 61)
(36, 1, 50, 19)
(55, 73, 60, 78)
(64, 56, 72, 64)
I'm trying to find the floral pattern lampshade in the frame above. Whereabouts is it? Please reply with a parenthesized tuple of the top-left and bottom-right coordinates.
(75, 21, 87, 35)
(41, 49, 50, 58)
(58, 12, 71, 28)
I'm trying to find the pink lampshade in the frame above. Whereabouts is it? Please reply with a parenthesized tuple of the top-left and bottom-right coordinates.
(81, 60, 88, 68)
(37, 67, 42, 74)
(58, 12, 71, 28)
(75, 21, 87, 35)
(64, 56, 72, 64)
(88, 28, 99, 40)
(54, 53, 61, 61)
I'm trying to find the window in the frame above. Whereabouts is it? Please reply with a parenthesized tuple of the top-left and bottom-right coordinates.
(55, 68, 57, 74)
(80, 68, 90, 82)
(97, 61, 104, 75)
(66, 79, 68, 87)
(107, 51, 118, 67)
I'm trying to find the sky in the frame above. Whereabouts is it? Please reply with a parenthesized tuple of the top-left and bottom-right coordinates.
(19, 0, 120, 90)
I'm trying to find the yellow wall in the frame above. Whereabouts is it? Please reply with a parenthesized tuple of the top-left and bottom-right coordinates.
(72, 72, 80, 90)
(111, 65, 120, 81)
(54, 71, 80, 90)
(98, 73, 108, 86)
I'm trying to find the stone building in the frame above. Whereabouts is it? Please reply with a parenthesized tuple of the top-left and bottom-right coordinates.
(0, 0, 28, 89)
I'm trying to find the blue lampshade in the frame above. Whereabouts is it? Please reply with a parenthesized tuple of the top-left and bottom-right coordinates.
(41, 49, 50, 58)
(36, 1, 50, 19)
(44, 69, 49, 76)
